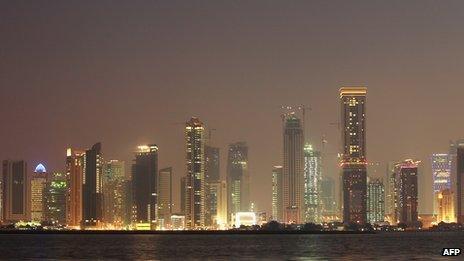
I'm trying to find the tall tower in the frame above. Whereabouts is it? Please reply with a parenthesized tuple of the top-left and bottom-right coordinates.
(184, 117, 206, 228)
(227, 142, 250, 220)
(271, 166, 283, 221)
(44, 172, 67, 225)
(456, 142, 464, 223)
(303, 144, 322, 223)
(31, 163, 48, 222)
(205, 145, 220, 226)
(282, 114, 304, 224)
(393, 159, 419, 226)
(82, 142, 104, 227)
(431, 154, 451, 216)
(103, 160, 125, 226)
(66, 148, 85, 227)
(1, 160, 30, 223)
(340, 87, 367, 225)
(133, 144, 158, 227)
(158, 167, 173, 228)
(367, 178, 385, 224)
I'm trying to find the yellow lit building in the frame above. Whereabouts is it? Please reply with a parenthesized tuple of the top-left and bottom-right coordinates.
(436, 189, 455, 223)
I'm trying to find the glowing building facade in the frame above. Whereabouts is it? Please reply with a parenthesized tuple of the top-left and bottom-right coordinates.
(367, 178, 385, 224)
(103, 160, 125, 227)
(340, 87, 367, 225)
(158, 167, 173, 228)
(205, 145, 220, 226)
(66, 148, 85, 227)
(271, 166, 283, 221)
(283, 114, 304, 224)
(184, 117, 206, 228)
(437, 189, 454, 223)
(227, 142, 250, 221)
(208, 180, 227, 228)
(431, 153, 451, 216)
(31, 164, 48, 222)
(44, 172, 67, 225)
(303, 144, 322, 223)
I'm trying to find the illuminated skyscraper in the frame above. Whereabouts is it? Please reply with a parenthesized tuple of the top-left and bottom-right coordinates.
(205, 145, 220, 226)
(31, 163, 48, 222)
(437, 189, 454, 223)
(385, 162, 396, 222)
(158, 167, 173, 227)
(271, 166, 283, 221)
(455, 141, 464, 223)
(367, 178, 385, 224)
(82, 142, 104, 227)
(227, 142, 250, 221)
(2, 160, 30, 223)
(303, 144, 322, 223)
(208, 180, 227, 228)
(66, 148, 85, 227)
(184, 117, 206, 228)
(44, 172, 67, 225)
(431, 153, 451, 214)
(180, 176, 186, 214)
(103, 160, 125, 227)
(340, 87, 367, 225)
(133, 145, 158, 227)
(393, 159, 419, 226)
(283, 114, 304, 224)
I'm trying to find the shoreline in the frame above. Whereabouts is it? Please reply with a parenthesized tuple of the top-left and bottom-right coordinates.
(0, 230, 375, 235)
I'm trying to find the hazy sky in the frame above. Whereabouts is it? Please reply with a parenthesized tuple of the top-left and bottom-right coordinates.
(2, 1, 464, 214)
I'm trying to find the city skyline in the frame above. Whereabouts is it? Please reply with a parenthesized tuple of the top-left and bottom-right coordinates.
(6, 1, 464, 218)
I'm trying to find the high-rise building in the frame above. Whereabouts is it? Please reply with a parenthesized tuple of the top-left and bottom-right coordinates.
(271, 166, 283, 221)
(180, 176, 186, 214)
(31, 163, 48, 222)
(303, 144, 322, 224)
(122, 179, 134, 226)
(385, 162, 396, 222)
(340, 87, 367, 225)
(158, 167, 173, 228)
(393, 159, 419, 226)
(184, 117, 206, 228)
(208, 180, 227, 228)
(66, 148, 85, 227)
(367, 178, 385, 224)
(227, 142, 250, 221)
(133, 145, 158, 227)
(103, 160, 125, 227)
(437, 189, 455, 223)
(2, 160, 30, 223)
(431, 153, 452, 215)
(283, 114, 304, 224)
(205, 145, 220, 226)
(320, 176, 337, 216)
(82, 142, 104, 227)
(455, 142, 464, 223)
(44, 172, 67, 225)
(205, 146, 220, 183)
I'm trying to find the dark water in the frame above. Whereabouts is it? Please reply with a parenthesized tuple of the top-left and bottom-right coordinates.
(0, 232, 462, 260)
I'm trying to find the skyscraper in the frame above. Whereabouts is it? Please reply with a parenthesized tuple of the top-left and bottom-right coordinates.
(66, 148, 85, 227)
(271, 166, 283, 221)
(82, 143, 104, 227)
(44, 172, 67, 225)
(180, 176, 186, 214)
(227, 142, 250, 221)
(184, 117, 206, 228)
(103, 160, 125, 227)
(283, 114, 304, 224)
(303, 144, 322, 223)
(133, 145, 158, 227)
(455, 142, 464, 223)
(393, 159, 419, 226)
(385, 162, 396, 222)
(367, 178, 385, 224)
(340, 87, 367, 225)
(208, 180, 227, 228)
(158, 167, 173, 228)
(431, 153, 452, 216)
(31, 163, 48, 222)
(437, 189, 454, 223)
(320, 176, 337, 216)
(2, 160, 30, 223)
(205, 145, 220, 226)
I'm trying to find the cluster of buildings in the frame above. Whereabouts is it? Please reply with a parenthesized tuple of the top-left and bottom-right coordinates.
(3, 87, 464, 230)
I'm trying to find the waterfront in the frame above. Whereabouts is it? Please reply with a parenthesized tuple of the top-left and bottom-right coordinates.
(0, 232, 462, 260)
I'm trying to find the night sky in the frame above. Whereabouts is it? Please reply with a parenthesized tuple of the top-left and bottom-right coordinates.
(2, 1, 464, 214)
